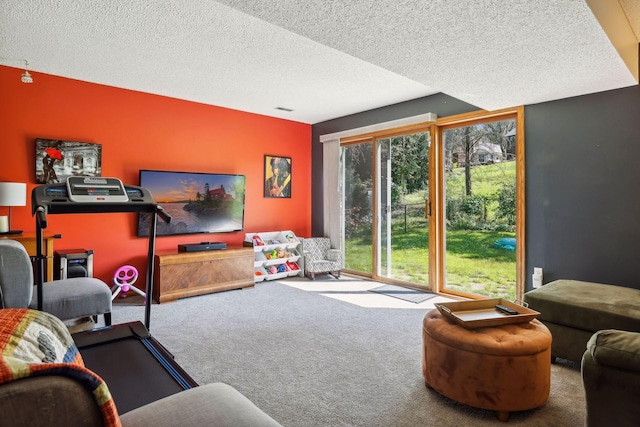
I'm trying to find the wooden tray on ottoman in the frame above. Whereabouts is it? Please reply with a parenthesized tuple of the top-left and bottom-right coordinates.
(435, 298, 540, 329)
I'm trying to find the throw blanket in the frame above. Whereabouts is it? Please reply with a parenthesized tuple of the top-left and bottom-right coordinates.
(0, 308, 121, 427)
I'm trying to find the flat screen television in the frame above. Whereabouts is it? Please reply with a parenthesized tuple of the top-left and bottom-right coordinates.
(137, 170, 246, 237)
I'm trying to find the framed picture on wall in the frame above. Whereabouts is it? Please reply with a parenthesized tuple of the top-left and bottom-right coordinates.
(264, 155, 291, 198)
(35, 138, 102, 184)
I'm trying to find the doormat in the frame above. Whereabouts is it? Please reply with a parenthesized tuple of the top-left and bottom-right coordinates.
(369, 284, 436, 304)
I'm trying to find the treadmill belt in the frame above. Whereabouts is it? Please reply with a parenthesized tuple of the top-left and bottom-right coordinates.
(74, 322, 198, 414)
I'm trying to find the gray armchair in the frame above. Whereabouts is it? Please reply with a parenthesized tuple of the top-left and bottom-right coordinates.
(0, 239, 112, 325)
(302, 237, 341, 279)
(581, 329, 640, 427)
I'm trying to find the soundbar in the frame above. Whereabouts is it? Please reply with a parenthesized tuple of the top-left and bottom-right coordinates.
(178, 242, 227, 252)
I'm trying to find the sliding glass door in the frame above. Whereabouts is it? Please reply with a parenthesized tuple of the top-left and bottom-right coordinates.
(341, 129, 432, 288)
(337, 108, 524, 299)
(342, 141, 373, 275)
(376, 132, 430, 286)
(437, 112, 523, 300)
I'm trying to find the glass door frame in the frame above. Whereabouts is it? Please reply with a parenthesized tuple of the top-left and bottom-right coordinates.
(340, 138, 375, 279)
(433, 106, 525, 300)
(340, 123, 437, 290)
(338, 106, 525, 299)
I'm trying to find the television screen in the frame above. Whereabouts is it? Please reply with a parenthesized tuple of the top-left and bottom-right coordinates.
(137, 170, 246, 237)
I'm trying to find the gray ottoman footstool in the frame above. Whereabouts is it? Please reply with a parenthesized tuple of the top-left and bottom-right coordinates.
(524, 280, 640, 362)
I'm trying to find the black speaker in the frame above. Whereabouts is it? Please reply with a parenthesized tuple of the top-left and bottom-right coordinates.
(54, 249, 94, 280)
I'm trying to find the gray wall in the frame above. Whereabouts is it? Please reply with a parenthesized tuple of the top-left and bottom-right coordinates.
(526, 85, 640, 290)
(311, 86, 640, 291)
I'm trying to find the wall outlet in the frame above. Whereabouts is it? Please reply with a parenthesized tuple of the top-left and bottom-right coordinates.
(532, 267, 543, 289)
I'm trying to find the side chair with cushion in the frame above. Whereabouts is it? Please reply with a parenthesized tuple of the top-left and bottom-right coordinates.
(0, 239, 112, 326)
(302, 237, 341, 280)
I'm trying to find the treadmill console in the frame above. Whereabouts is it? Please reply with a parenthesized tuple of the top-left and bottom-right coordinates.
(32, 179, 165, 216)
(66, 176, 129, 203)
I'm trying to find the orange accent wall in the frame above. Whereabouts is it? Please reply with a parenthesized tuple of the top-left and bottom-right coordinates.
(0, 65, 311, 284)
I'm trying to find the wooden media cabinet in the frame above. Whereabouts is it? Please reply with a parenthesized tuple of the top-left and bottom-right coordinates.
(153, 247, 254, 303)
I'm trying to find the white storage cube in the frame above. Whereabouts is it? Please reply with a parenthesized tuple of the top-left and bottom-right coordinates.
(279, 230, 299, 249)
(245, 230, 303, 283)
(288, 248, 300, 263)
(254, 266, 268, 282)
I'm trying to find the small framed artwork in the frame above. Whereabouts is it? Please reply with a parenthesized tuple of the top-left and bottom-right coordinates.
(264, 155, 292, 198)
(35, 138, 102, 184)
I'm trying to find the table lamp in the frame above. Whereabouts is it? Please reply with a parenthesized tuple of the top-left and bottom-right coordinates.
(0, 182, 27, 235)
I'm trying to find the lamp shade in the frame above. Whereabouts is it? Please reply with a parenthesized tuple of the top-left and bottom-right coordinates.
(0, 182, 27, 207)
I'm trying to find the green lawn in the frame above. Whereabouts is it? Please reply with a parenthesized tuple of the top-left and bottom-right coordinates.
(345, 227, 516, 300)
(345, 161, 517, 299)
(444, 230, 516, 299)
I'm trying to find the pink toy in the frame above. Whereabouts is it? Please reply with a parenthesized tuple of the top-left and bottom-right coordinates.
(252, 234, 265, 246)
(111, 265, 146, 301)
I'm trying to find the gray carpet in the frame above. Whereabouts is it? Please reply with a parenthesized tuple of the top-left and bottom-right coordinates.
(370, 284, 437, 303)
(110, 280, 585, 427)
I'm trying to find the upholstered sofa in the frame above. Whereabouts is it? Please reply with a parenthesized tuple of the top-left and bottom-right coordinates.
(0, 308, 282, 427)
(523, 279, 640, 362)
(582, 329, 640, 427)
(1, 378, 283, 427)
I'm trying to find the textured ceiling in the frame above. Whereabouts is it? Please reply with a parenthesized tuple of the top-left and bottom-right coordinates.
(1, 0, 638, 124)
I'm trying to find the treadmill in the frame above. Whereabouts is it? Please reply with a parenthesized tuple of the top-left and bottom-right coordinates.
(32, 177, 198, 413)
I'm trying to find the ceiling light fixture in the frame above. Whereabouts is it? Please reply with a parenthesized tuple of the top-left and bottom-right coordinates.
(21, 60, 33, 84)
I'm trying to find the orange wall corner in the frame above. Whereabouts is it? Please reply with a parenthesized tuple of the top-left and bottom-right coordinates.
(0, 65, 312, 285)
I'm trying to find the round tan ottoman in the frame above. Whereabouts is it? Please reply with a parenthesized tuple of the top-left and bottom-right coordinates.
(422, 309, 552, 422)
